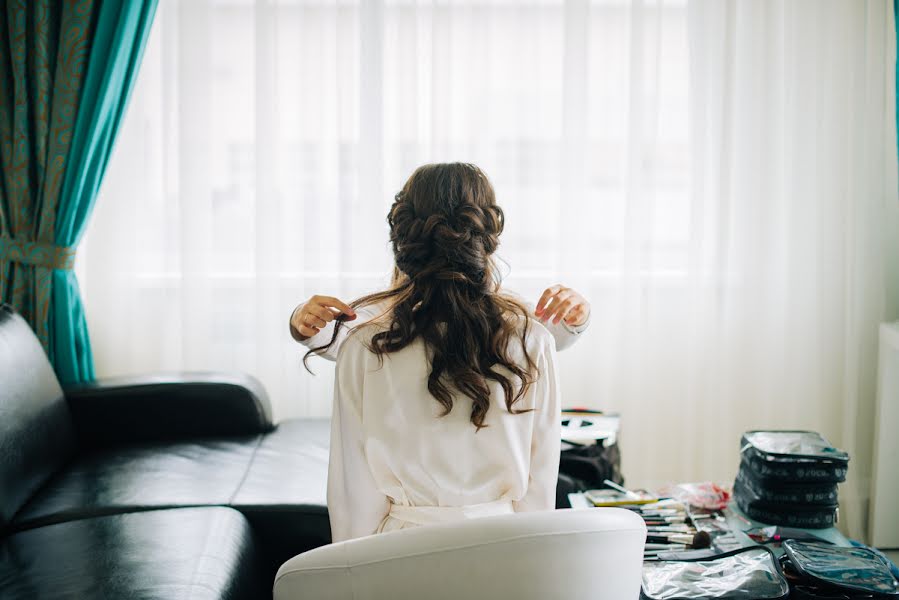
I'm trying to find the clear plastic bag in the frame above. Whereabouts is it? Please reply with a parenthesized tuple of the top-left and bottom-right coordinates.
(742, 431, 849, 462)
(641, 547, 790, 599)
(660, 481, 731, 511)
(740, 431, 849, 484)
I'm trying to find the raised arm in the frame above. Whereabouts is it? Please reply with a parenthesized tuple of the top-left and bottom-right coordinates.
(289, 295, 357, 342)
(291, 284, 591, 361)
(531, 284, 591, 352)
(289, 295, 382, 362)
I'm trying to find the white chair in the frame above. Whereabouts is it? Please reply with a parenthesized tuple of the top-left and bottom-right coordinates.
(273, 508, 647, 600)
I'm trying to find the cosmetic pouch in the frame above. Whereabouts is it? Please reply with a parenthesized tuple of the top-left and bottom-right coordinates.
(740, 431, 849, 484)
(641, 546, 790, 600)
(736, 464, 840, 505)
(780, 540, 899, 598)
(733, 477, 838, 529)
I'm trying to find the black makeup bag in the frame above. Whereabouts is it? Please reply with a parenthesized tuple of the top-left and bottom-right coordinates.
(733, 475, 838, 529)
(640, 546, 790, 600)
(735, 465, 839, 506)
(740, 431, 849, 484)
(556, 411, 623, 508)
(780, 540, 899, 598)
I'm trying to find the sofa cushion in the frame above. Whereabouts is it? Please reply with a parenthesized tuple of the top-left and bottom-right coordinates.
(232, 418, 329, 508)
(10, 436, 262, 531)
(231, 418, 332, 576)
(12, 419, 333, 542)
(0, 305, 76, 530)
(0, 507, 264, 600)
(8, 418, 334, 583)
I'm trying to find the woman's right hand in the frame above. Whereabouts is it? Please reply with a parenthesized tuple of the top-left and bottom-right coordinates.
(290, 295, 357, 341)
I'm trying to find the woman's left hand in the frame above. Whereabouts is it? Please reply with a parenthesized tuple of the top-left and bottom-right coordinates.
(534, 284, 590, 327)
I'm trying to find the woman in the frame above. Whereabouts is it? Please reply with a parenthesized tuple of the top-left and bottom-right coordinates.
(289, 163, 591, 542)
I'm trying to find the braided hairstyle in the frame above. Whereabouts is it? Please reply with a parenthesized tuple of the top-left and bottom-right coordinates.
(305, 163, 537, 430)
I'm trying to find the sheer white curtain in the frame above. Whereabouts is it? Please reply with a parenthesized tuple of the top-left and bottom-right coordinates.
(80, 0, 897, 538)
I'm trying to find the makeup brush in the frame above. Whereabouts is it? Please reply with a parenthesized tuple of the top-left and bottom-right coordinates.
(643, 515, 687, 522)
(644, 543, 688, 551)
(645, 531, 711, 549)
(639, 510, 682, 517)
(640, 499, 686, 511)
(646, 523, 696, 533)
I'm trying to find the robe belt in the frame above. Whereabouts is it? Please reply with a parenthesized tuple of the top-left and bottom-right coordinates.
(0, 236, 76, 270)
(387, 499, 514, 527)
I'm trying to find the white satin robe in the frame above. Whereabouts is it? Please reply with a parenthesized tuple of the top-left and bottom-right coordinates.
(299, 300, 588, 543)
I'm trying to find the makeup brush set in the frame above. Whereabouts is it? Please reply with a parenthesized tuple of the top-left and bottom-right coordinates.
(609, 496, 717, 560)
(636, 500, 713, 560)
(733, 431, 849, 529)
(585, 480, 736, 560)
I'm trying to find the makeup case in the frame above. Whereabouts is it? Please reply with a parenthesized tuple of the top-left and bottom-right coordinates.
(641, 546, 790, 600)
(735, 465, 839, 506)
(780, 540, 899, 598)
(733, 475, 838, 529)
(740, 431, 849, 484)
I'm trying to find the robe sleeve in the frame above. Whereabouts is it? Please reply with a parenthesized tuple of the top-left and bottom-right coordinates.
(521, 300, 590, 352)
(513, 339, 562, 512)
(327, 335, 391, 542)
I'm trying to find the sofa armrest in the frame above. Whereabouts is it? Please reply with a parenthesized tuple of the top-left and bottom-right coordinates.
(64, 373, 274, 447)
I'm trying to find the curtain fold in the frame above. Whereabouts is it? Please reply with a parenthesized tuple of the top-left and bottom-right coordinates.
(686, 0, 899, 540)
(52, 0, 158, 383)
(0, 0, 157, 384)
(0, 1, 97, 356)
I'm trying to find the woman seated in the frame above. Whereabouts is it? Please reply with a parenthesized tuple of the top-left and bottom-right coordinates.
(290, 163, 590, 542)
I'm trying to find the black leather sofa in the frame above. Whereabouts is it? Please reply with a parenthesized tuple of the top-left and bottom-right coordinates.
(0, 305, 332, 599)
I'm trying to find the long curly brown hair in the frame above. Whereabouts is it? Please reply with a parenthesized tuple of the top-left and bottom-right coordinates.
(304, 163, 538, 429)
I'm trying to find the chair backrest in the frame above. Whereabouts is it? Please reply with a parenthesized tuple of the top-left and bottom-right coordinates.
(273, 508, 646, 600)
(0, 305, 76, 529)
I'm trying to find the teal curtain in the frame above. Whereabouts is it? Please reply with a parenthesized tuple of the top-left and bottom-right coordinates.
(0, 0, 157, 384)
(0, 2, 95, 360)
(51, 0, 158, 383)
